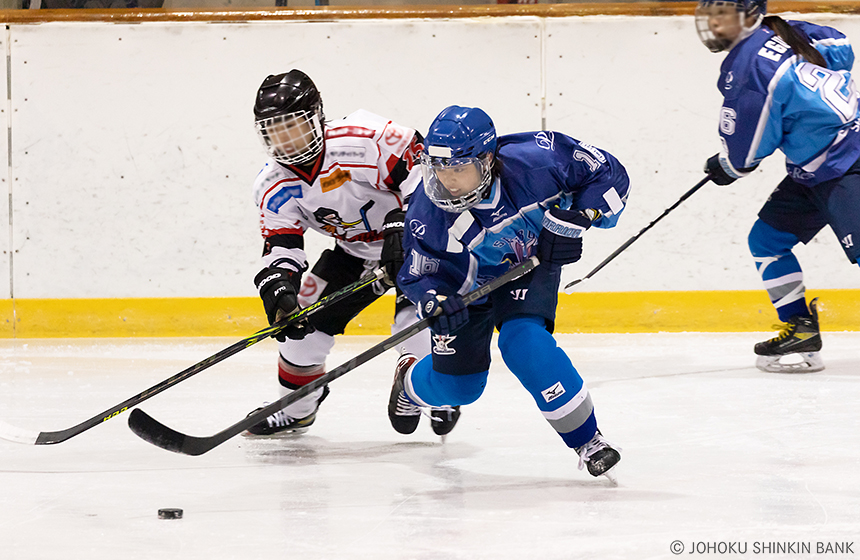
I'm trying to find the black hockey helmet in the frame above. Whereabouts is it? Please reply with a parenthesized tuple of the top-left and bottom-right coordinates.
(254, 70, 324, 121)
(254, 70, 326, 165)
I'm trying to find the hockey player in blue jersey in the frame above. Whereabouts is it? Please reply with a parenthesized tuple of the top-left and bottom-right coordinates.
(386, 106, 629, 479)
(696, 0, 860, 373)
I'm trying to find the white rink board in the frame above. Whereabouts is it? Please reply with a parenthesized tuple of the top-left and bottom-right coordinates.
(8, 19, 541, 298)
(546, 14, 860, 292)
(0, 31, 9, 300)
(5, 16, 860, 298)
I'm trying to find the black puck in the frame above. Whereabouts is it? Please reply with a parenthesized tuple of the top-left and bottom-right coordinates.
(157, 508, 183, 520)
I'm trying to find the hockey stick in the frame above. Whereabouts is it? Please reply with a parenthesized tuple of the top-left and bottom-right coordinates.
(0, 268, 385, 446)
(564, 176, 711, 291)
(128, 256, 539, 456)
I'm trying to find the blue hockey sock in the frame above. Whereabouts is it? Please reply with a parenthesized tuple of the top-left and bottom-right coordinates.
(405, 356, 488, 407)
(497, 316, 597, 449)
(748, 220, 809, 321)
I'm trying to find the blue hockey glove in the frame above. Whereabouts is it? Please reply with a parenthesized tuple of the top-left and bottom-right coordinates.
(254, 267, 315, 342)
(704, 154, 737, 186)
(538, 206, 593, 266)
(419, 291, 469, 335)
(380, 208, 406, 289)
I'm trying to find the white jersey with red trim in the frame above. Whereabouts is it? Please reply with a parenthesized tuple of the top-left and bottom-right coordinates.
(253, 109, 423, 272)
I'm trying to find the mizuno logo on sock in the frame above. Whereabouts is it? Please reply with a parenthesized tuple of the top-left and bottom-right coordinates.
(541, 381, 566, 403)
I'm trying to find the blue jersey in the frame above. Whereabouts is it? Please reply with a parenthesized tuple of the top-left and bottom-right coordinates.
(398, 131, 630, 302)
(715, 20, 860, 186)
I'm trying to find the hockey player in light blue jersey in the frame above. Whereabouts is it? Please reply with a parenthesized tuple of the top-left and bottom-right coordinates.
(386, 105, 629, 480)
(696, 0, 860, 373)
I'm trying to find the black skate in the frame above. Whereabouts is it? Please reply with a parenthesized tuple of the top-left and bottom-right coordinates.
(388, 354, 421, 434)
(754, 298, 824, 373)
(576, 431, 621, 483)
(243, 385, 330, 437)
(430, 406, 461, 437)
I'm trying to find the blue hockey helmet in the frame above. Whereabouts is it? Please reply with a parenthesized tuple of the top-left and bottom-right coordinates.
(254, 70, 326, 166)
(421, 106, 497, 213)
(695, 0, 766, 52)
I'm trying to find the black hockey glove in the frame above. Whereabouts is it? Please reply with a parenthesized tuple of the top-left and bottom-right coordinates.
(254, 267, 315, 342)
(419, 291, 469, 335)
(538, 206, 593, 266)
(704, 154, 737, 186)
(380, 208, 406, 289)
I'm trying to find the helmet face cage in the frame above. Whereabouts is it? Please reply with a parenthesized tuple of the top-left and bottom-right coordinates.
(695, 0, 764, 52)
(421, 152, 494, 213)
(255, 108, 324, 166)
(420, 106, 497, 212)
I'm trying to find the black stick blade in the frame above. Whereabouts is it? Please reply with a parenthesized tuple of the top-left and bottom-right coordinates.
(126, 258, 539, 457)
(128, 409, 188, 454)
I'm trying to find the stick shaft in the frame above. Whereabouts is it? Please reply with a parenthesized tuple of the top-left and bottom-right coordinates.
(0, 269, 383, 445)
(128, 257, 539, 456)
(565, 176, 710, 290)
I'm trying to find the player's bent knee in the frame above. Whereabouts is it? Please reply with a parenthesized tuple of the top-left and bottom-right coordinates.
(433, 370, 488, 405)
(498, 316, 550, 373)
(748, 219, 800, 258)
(409, 358, 487, 406)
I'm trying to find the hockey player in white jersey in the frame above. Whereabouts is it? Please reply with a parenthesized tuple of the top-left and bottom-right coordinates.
(244, 70, 451, 436)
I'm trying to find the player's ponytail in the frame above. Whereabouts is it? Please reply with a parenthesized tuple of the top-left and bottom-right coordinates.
(762, 16, 827, 68)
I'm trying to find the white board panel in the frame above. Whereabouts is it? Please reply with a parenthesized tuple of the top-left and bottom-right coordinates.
(0, 29, 10, 300)
(8, 15, 858, 299)
(9, 19, 541, 298)
(546, 15, 860, 292)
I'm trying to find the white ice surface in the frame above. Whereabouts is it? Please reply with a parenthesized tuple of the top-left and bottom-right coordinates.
(1, 333, 858, 559)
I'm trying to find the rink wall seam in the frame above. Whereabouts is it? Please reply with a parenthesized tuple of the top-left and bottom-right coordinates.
(2, 289, 857, 337)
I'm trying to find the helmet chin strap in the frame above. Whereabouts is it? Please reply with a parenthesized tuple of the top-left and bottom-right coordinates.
(727, 12, 763, 51)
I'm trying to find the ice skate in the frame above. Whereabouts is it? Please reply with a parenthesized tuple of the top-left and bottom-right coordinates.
(388, 354, 422, 434)
(243, 385, 330, 437)
(576, 431, 621, 484)
(430, 406, 461, 439)
(754, 298, 824, 374)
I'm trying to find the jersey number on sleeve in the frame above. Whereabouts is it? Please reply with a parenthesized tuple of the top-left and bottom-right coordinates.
(720, 107, 737, 135)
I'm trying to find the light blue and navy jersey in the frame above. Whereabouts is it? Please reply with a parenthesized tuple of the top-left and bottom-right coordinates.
(716, 20, 860, 186)
(398, 131, 630, 303)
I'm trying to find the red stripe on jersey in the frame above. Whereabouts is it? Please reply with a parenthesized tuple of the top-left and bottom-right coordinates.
(326, 126, 376, 140)
(260, 178, 301, 212)
(336, 163, 376, 170)
(262, 226, 303, 237)
(319, 162, 378, 190)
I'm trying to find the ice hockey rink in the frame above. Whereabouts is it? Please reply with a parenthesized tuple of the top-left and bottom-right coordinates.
(1, 332, 858, 560)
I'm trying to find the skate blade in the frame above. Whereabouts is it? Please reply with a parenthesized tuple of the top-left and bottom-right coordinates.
(756, 352, 825, 374)
(241, 426, 311, 438)
(602, 466, 619, 486)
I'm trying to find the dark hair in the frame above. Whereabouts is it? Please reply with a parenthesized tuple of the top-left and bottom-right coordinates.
(490, 151, 503, 181)
(762, 16, 827, 67)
